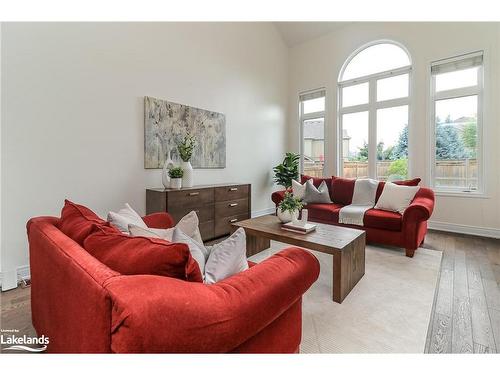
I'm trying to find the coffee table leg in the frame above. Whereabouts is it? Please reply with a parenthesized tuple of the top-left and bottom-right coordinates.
(246, 234, 270, 258)
(332, 235, 366, 303)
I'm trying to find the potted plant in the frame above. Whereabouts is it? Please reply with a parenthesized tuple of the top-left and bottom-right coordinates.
(177, 133, 196, 188)
(168, 167, 184, 189)
(273, 152, 299, 189)
(277, 192, 303, 223)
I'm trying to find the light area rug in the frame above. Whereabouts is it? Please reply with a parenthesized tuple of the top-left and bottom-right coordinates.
(248, 242, 442, 353)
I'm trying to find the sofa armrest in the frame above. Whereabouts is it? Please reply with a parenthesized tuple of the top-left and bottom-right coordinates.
(403, 189, 435, 225)
(105, 247, 319, 353)
(271, 190, 288, 207)
(142, 212, 174, 229)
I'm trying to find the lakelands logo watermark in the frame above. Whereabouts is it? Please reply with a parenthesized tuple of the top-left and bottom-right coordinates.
(1, 329, 49, 352)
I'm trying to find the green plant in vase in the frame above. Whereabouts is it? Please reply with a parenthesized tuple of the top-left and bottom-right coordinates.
(277, 192, 303, 223)
(177, 133, 196, 187)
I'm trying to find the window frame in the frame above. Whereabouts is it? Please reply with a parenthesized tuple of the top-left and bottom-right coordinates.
(337, 42, 412, 180)
(429, 51, 484, 195)
(299, 89, 326, 175)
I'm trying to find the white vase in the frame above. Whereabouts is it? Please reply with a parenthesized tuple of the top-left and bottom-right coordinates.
(277, 208, 299, 223)
(162, 155, 174, 189)
(170, 178, 182, 189)
(182, 161, 194, 188)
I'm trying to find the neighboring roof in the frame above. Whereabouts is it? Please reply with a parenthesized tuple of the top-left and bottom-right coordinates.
(452, 116, 476, 124)
(437, 116, 476, 126)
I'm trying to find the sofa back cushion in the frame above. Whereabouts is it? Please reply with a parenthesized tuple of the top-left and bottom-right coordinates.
(331, 176, 356, 205)
(83, 231, 203, 282)
(307, 176, 422, 205)
(301, 174, 333, 201)
(58, 199, 114, 245)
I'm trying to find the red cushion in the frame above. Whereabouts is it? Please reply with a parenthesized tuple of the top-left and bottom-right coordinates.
(394, 178, 421, 186)
(83, 231, 203, 282)
(331, 176, 356, 205)
(376, 178, 421, 201)
(301, 175, 333, 201)
(58, 199, 109, 245)
(305, 203, 343, 222)
(363, 209, 402, 231)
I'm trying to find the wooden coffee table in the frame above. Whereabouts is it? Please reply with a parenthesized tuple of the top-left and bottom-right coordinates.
(232, 215, 366, 303)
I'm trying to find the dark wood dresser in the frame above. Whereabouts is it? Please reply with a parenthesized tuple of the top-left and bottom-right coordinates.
(146, 183, 251, 241)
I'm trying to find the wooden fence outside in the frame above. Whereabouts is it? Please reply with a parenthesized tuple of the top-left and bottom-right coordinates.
(306, 159, 478, 188)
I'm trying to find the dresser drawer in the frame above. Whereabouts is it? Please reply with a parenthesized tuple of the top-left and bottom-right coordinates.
(167, 204, 214, 224)
(167, 188, 214, 208)
(215, 185, 249, 202)
(215, 213, 249, 238)
(199, 221, 215, 241)
(215, 198, 249, 217)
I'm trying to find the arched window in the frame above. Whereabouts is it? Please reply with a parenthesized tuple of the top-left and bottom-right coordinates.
(338, 41, 411, 181)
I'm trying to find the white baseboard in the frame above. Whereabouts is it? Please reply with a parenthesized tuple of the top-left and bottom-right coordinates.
(251, 207, 275, 218)
(0, 265, 31, 291)
(428, 220, 500, 239)
(17, 265, 31, 281)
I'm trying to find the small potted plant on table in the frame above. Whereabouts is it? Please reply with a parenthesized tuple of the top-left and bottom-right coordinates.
(168, 167, 184, 189)
(278, 192, 303, 223)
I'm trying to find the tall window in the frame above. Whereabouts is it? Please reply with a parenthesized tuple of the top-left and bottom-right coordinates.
(299, 89, 326, 177)
(431, 51, 483, 193)
(338, 42, 411, 181)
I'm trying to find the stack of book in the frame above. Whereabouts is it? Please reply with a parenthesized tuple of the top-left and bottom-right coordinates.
(281, 222, 317, 234)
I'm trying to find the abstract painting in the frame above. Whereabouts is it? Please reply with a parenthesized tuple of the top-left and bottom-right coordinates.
(144, 96, 226, 169)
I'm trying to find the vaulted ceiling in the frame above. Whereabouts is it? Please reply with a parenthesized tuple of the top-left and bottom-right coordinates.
(273, 22, 351, 47)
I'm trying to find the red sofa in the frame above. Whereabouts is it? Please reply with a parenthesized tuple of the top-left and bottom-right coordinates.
(27, 211, 319, 353)
(272, 176, 435, 258)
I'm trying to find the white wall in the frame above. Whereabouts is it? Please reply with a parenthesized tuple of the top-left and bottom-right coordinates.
(1, 22, 288, 275)
(288, 22, 500, 236)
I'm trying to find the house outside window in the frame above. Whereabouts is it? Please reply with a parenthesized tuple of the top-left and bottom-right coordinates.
(299, 89, 326, 177)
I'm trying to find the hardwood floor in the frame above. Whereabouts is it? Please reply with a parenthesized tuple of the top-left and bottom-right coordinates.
(423, 231, 500, 353)
(1, 230, 500, 353)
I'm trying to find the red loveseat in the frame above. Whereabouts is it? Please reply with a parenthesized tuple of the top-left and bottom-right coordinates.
(272, 176, 435, 258)
(26, 211, 319, 353)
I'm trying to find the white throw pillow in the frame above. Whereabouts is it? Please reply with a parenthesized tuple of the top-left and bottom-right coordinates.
(374, 182, 419, 214)
(291, 178, 312, 200)
(174, 211, 203, 244)
(204, 228, 249, 284)
(171, 228, 208, 274)
(128, 210, 203, 244)
(107, 203, 147, 233)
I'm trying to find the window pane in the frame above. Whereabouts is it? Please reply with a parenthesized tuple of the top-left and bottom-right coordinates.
(376, 106, 409, 181)
(435, 67, 478, 92)
(342, 111, 369, 178)
(303, 97, 325, 114)
(342, 82, 369, 107)
(303, 117, 324, 177)
(377, 74, 409, 102)
(435, 95, 478, 190)
(341, 43, 410, 81)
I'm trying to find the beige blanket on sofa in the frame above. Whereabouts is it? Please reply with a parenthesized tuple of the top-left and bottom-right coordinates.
(338, 179, 378, 226)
